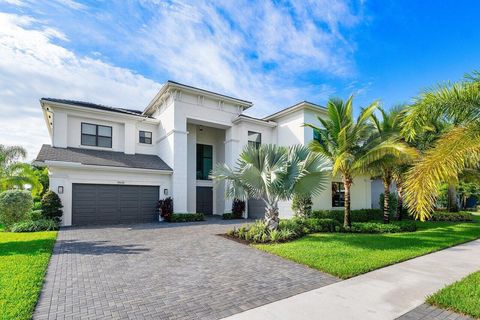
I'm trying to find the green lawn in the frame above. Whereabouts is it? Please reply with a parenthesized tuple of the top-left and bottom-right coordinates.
(427, 271, 480, 319)
(255, 216, 480, 279)
(0, 230, 57, 320)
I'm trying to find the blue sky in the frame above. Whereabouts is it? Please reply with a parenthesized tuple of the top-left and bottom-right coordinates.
(1, 0, 479, 158)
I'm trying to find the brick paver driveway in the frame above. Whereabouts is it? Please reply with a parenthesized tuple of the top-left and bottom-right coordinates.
(34, 217, 337, 320)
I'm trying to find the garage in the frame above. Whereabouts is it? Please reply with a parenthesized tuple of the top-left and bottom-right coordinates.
(72, 184, 160, 225)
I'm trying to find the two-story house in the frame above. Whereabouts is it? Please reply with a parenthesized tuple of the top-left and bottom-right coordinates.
(35, 81, 372, 226)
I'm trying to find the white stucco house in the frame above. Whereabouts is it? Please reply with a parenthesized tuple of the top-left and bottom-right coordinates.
(35, 81, 372, 226)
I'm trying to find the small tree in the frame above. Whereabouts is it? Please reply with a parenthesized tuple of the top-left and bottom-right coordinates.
(41, 191, 63, 222)
(231, 199, 245, 218)
(0, 190, 33, 228)
(291, 193, 312, 218)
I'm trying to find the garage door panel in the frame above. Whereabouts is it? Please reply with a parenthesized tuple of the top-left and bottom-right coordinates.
(72, 184, 159, 225)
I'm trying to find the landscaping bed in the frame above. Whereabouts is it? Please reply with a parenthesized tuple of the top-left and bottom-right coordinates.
(254, 215, 480, 279)
(427, 270, 480, 319)
(0, 230, 57, 320)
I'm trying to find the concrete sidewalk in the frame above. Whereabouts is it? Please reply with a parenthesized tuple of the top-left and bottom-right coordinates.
(223, 239, 480, 320)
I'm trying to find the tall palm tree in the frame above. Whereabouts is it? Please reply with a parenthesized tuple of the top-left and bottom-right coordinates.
(306, 96, 410, 227)
(0, 145, 41, 195)
(211, 144, 330, 230)
(402, 72, 480, 220)
(359, 106, 418, 223)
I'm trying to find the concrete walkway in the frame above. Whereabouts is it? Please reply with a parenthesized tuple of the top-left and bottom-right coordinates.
(223, 239, 480, 320)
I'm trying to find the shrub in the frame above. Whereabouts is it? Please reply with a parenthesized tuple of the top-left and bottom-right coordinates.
(0, 190, 33, 228)
(379, 193, 398, 215)
(223, 212, 244, 220)
(345, 221, 417, 234)
(278, 218, 308, 236)
(10, 219, 59, 232)
(41, 191, 63, 222)
(291, 193, 313, 218)
(29, 209, 44, 221)
(231, 199, 246, 218)
(303, 218, 342, 233)
(32, 201, 42, 210)
(157, 197, 174, 221)
(311, 209, 383, 222)
(168, 213, 204, 222)
(430, 211, 474, 222)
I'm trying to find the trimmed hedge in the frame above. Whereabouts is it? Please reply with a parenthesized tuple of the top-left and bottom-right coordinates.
(346, 221, 417, 234)
(10, 219, 59, 232)
(0, 190, 33, 228)
(430, 211, 474, 222)
(311, 209, 384, 222)
(222, 212, 244, 220)
(168, 213, 205, 222)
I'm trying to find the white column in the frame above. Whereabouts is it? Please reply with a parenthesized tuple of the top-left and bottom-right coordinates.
(224, 127, 241, 214)
(124, 122, 136, 154)
(172, 129, 189, 213)
(52, 111, 68, 148)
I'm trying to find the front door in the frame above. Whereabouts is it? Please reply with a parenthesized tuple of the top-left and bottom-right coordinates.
(196, 186, 213, 215)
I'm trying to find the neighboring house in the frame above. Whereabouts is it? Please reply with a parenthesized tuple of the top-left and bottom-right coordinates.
(35, 81, 372, 226)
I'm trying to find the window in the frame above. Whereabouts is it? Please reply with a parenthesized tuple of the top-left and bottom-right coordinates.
(196, 144, 213, 180)
(248, 131, 261, 149)
(139, 131, 152, 144)
(81, 123, 112, 148)
(332, 182, 345, 207)
(313, 128, 321, 142)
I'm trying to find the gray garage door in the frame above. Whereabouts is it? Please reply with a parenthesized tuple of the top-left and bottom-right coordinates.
(72, 184, 159, 225)
(248, 198, 266, 219)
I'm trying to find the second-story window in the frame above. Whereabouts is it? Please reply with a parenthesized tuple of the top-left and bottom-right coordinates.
(196, 144, 212, 180)
(139, 131, 152, 144)
(81, 123, 112, 148)
(313, 128, 321, 142)
(248, 131, 261, 149)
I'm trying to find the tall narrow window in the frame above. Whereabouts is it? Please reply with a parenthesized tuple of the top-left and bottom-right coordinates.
(313, 128, 321, 142)
(139, 131, 152, 144)
(81, 123, 112, 148)
(248, 131, 261, 149)
(332, 182, 345, 207)
(196, 144, 213, 180)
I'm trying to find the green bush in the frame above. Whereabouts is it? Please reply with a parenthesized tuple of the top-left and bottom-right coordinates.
(32, 201, 42, 210)
(168, 213, 205, 222)
(345, 221, 417, 234)
(291, 193, 313, 218)
(29, 209, 44, 221)
(231, 198, 245, 218)
(222, 212, 244, 220)
(303, 218, 342, 233)
(311, 209, 384, 222)
(430, 211, 474, 222)
(10, 219, 59, 232)
(41, 191, 63, 222)
(379, 193, 398, 215)
(0, 190, 33, 228)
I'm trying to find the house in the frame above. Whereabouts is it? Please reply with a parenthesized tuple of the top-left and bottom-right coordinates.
(34, 81, 372, 226)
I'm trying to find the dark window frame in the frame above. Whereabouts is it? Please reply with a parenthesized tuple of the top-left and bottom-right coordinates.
(196, 144, 213, 180)
(81, 122, 112, 148)
(248, 131, 261, 149)
(139, 130, 152, 144)
(332, 182, 345, 207)
(313, 128, 321, 142)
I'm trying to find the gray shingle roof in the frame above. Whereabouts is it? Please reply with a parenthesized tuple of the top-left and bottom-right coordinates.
(35, 145, 172, 171)
(41, 98, 151, 118)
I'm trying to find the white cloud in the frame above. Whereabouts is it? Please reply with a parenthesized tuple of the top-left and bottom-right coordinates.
(0, 12, 160, 160)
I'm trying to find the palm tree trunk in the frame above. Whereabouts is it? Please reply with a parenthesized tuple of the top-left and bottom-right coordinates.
(343, 177, 353, 228)
(447, 184, 459, 212)
(264, 205, 280, 230)
(395, 180, 403, 221)
(383, 175, 392, 224)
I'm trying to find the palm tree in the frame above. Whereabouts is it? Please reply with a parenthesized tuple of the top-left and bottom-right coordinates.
(402, 72, 480, 220)
(307, 97, 417, 227)
(211, 144, 330, 230)
(359, 106, 418, 223)
(0, 145, 41, 195)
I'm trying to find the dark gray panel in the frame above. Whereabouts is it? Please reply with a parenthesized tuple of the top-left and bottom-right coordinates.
(248, 199, 266, 219)
(72, 184, 159, 225)
(196, 187, 213, 215)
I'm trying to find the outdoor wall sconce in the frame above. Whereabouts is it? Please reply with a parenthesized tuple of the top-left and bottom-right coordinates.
(164, 189, 169, 195)
(58, 186, 64, 194)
